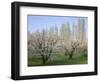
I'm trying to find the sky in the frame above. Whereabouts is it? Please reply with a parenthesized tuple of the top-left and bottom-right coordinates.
(28, 15, 88, 33)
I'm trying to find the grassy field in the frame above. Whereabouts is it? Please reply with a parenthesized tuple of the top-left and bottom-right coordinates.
(28, 53, 88, 66)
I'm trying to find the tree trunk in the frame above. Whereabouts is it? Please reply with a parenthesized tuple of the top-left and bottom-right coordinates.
(69, 53, 73, 59)
(41, 55, 46, 64)
(69, 48, 75, 59)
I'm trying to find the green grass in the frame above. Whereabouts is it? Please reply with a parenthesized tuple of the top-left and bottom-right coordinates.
(28, 53, 88, 66)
